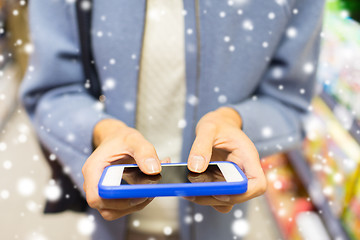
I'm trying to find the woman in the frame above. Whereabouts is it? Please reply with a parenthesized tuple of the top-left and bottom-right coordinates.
(20, 0, 324, 239)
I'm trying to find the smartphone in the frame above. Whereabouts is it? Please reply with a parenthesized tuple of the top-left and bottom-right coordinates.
(98, 161, 248, 199)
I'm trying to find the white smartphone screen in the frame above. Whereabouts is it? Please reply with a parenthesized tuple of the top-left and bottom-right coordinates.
(121, 164, 226, 185)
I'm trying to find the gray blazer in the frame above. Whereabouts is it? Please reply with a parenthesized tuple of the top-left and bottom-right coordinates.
(20, 0, 324, 239)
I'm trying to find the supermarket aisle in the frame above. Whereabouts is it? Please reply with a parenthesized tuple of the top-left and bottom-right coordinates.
(0, 107, 281, 240)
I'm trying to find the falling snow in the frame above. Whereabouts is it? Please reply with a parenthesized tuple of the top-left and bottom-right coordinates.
(232, 219, 250, 237)
(77, 215, 96, 236)
(163, 226, 173, 236)
(17, 178, 36, 196)
(286, 27, 298, 38)
(194, 213, 203, 222)
(242, 20, 254, 31)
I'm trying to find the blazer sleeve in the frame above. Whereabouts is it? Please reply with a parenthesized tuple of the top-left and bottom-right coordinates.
(19, 0, 112, 194)
(228, 0, 325, 158)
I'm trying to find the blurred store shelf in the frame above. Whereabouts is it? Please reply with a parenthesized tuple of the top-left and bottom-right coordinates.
(287, 150, 350, 240)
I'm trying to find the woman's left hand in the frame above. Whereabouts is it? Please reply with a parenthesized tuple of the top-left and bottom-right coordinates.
(185, 107, 267, 213)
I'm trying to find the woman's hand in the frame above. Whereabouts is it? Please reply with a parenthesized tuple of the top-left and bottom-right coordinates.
(186, 107, 267, 213)
(82, 119, 164, 221)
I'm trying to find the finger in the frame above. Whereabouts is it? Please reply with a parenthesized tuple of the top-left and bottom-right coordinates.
(212, 205, 233, 213)
(188, 123, 217, 173)
(160, 157, 171, 164)
(183, 196, 233, 206)
(99, 198, 154, 221)
(93, 197, 150, 211)
(125, 130, 161, 175)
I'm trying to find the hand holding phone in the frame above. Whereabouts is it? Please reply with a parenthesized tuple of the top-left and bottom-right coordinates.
(98, 162, 248, 199)
(83, 119, 165, 221)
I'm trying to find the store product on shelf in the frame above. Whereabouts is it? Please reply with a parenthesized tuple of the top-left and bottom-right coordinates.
(317, 11, 360, 122)
(342, 166, 360, 240)
(303, 97, 360, 216)
(262, 154, 330, 240)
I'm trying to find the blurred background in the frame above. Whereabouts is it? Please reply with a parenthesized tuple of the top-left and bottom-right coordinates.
(0, 0, 360, 239)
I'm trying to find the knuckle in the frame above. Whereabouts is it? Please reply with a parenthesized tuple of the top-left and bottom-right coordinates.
(124, 129, 141, 143)
(86, 196, 101, 209)
(256, 176, 268, 196)
(100, 210, 118, 221)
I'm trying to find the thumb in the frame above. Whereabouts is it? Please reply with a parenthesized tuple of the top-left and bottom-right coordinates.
(187, 123, 217, 173)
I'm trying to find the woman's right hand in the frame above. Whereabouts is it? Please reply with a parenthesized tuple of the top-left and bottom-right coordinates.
(82, 119, 163, 221)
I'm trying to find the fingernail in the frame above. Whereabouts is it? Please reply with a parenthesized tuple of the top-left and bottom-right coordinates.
(130, 198, 148, 206)
(213, 195, 231, 202)
(189, 156, 205, 172)
(144, 158, 161, 174)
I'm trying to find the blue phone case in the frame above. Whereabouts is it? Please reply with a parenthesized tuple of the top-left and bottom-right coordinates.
(98, 161, 248, 199)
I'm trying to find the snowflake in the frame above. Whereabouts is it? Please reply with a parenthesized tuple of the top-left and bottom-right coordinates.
(229, 45, 235, 52)
(218, 95, 228, 103)
(66, 133, 75, 142)
(272, 67, 283, 79)
(187, 28, 193, 35)
(77, 215, 96, 236)
(275, 0, 286, 5)
(124, 101, 135, 111)
(17, 134, 27, 143)
(232, 219, 249, 237)
(0, 55, 4, 62)
(17, 178, 36, 196)
(293, 8, 299, 14)
(273, 180, 282, 189)
(261, 126, 273, 138)
(26, 200, 40, 212)
(132, 219, 140, 227)
(242, 20, 254, 31)
(178, 119, 187, 129)
(13, 10, 19, 16)
(187, 95, 198, 106)
(97, 31, 103, 37)
(278, 85, 284, 90)
(232, 0, 249, 6)
(219, 11, 226, 18)
(109, 58, 116, 65)
(234, 209, 243, 218)
(163, 226, 173, 236)
(214, 87, 220, 92)
(268, 12, 275, 20)
(80, 0, 92, 11)
(101, 15, 106, 21)
(224, 36, 231, 42)
(340, 10, 349, 19)
(103, 78, 116, 90)
(0, 142, 7, 151)
(94, 102, 104, 111)
(184, 215, 193, 224)
(49, 154, 56, 161)
(303, 63, 314, 74)
(323, 186, 333, 196)
(0, 189, 10, 199)
(237, 9, 243, 15)
(20, 0, 26, 6)
(29, 66, 35, 72)
(194, 213, 203, 222)
(3, 160, 12, 170)
(286, 27, 297, 38)
(44, 181, 62, 202)
(262, 42, 268, 48)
